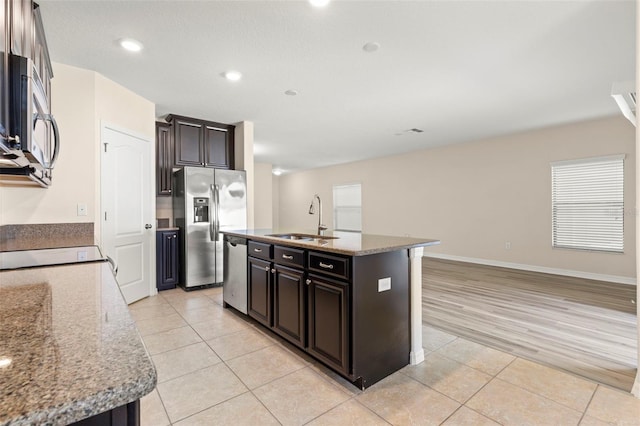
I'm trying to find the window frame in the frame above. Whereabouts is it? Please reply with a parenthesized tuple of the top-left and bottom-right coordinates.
(550, 154, 625, 253)
(333, 183, 362, 233)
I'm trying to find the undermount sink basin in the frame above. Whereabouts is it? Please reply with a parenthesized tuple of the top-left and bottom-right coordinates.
(267, 233, 339, 241)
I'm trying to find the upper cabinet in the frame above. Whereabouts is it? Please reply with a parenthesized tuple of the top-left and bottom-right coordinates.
(155, 114, 235, 196)
(155, 122, 173, 196)
(1, 1, 8, 143)
(166, 114, 234, 170)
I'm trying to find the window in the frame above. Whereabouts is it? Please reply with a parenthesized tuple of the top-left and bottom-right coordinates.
(333, 183, 362, 232)
(551, 155, 624, 253)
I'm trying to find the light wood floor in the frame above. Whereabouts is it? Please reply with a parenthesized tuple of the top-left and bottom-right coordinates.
(422, 258, 638, 391)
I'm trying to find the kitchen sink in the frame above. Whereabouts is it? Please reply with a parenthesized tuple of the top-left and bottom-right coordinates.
(267, 233, 339, 241)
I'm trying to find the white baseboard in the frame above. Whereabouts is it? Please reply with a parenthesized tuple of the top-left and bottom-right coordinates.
(423, 253, 637, 286)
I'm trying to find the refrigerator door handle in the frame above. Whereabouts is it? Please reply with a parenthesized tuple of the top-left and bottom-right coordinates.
(214, 184, 221, 241)
(209, 184, 216, 241)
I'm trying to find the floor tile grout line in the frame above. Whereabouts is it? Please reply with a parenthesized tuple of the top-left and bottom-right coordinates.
(488, 356, 600, 414)
(247, 387, 284, 425)
(578, 384, 600, 424)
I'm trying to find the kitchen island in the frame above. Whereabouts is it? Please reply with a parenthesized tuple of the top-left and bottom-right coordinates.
(0, 262, 156, 426)
(223, 229, 439, 389)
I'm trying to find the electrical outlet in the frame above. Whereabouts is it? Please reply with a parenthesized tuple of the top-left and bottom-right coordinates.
(505, 241, 511, 250)
(378, 277, 391, 292)
(77, 203, 88, 216)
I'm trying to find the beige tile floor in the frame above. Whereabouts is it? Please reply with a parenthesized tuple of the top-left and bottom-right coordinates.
(131, 287, 640, 426)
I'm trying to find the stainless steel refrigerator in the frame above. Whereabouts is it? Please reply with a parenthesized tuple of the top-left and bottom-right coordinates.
(173, 167, 247, 289)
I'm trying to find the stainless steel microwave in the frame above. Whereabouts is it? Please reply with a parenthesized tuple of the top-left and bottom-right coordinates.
(0, 1, 58, 187)
(0, 54, 59, 186)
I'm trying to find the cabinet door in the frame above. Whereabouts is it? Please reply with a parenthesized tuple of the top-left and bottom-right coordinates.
(173, 118, 204, 167)
(273, 264, 305, 348)
(203, 124, 233, 169)
(156, 231, 178, 290)
(155, 122, 173, 196)
(307, 274, 349, 375)
(248, 257, 272, 327)
(164, 231, 179, 286)
(1, 0, 8, 143)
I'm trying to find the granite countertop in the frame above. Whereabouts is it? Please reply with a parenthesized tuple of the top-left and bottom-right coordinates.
(0, 262, 157, 426)
(223, 229, 440, 256)
(156, 227, 180, 231)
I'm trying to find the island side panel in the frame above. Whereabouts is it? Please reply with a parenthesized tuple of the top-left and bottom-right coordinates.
(351, 250, 410, 389)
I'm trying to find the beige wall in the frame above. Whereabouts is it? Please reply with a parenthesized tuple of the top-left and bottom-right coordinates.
(272, 174, 280, 229)
(254, 162, 273, 229)
(0, 63, 95, 226)
(0, 63, 156, 244)
(235, 121, 255, 229)
(278, 116, 636, 281)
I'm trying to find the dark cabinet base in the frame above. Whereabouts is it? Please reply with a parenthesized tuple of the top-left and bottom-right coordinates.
(71, 400, 139, 426)
(351, 250, 410, 389)
(247, 243, 410, 390)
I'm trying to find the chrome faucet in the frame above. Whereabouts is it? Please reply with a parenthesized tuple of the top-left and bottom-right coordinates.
(308, 194, 327, 235)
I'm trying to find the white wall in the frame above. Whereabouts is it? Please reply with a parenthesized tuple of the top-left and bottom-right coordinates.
(0, 63, 156, 245)
(278, 116, 636, 281)
(235, 121, 255, 229)
(631, 0, 639, 399)
(254, 162, 273, 229)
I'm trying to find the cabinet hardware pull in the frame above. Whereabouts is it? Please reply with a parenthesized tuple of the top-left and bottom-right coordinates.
(306, 279, 312, 285)
(282, 254, 294, 260)
(254, 248, 262, 252)
(264, 266, 269, 272)
(319, 262, 334, 269)
(271, 268, 276, 273)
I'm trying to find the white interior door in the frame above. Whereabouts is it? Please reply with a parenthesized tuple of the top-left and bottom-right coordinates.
(101, 123, 154, 304)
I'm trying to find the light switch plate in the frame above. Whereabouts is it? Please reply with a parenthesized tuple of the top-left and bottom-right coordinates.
(378, 277, 391, 292)
(77, 203, 88, 216)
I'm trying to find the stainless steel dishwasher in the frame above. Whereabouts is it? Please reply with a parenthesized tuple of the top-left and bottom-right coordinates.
(223, 235, 248, 314)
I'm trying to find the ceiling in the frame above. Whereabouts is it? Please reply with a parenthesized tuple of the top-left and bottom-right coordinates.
(38, 1, 635, 173)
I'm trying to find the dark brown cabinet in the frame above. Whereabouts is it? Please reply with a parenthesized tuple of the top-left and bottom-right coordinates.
(242, 238, 412, 389)
(167, 114, 234, 170)
(248, 257, 272, 327)
(307, 274, 349, 375)
(273, 264, 306, 349)
(246, 241, 351, 371)
(156, 230, 179, 290)
(155, 122, 173, 196)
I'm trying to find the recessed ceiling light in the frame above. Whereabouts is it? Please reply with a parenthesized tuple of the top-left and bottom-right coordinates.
(118, 38, 143, 53)
(363, 42, 380, 53)
(284, 90, 298, 96)
(223, 70, 242, 81)
(309, 0, 330, 7)
(0, 356, 12, 368)
(272, 169, 283, 176)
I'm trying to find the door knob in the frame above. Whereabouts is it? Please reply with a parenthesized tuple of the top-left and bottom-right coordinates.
(145, 224, 152, 229)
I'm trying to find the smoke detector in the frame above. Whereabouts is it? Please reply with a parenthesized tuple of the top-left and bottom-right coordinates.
(611, 81, 636, 127)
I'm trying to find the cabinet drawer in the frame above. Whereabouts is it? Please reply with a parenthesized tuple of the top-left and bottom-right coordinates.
(308, 252, 350, 280)
(248, 241, 272, 261)
(274, 245, 305, 268)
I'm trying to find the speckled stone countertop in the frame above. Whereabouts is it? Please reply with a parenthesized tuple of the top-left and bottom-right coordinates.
(223, 229, 440, 256)
(0, 262, 157, 426)
(0, 223, 94, 252)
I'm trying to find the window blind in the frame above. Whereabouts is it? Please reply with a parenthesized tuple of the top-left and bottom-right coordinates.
(551, 155, 624, 253)
(333, 183, 362, 232)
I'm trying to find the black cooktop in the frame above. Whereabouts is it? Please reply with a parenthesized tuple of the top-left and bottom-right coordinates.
(0, 245, 106, 271)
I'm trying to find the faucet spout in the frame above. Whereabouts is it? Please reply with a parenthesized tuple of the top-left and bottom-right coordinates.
(309, 194, 327, 235)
